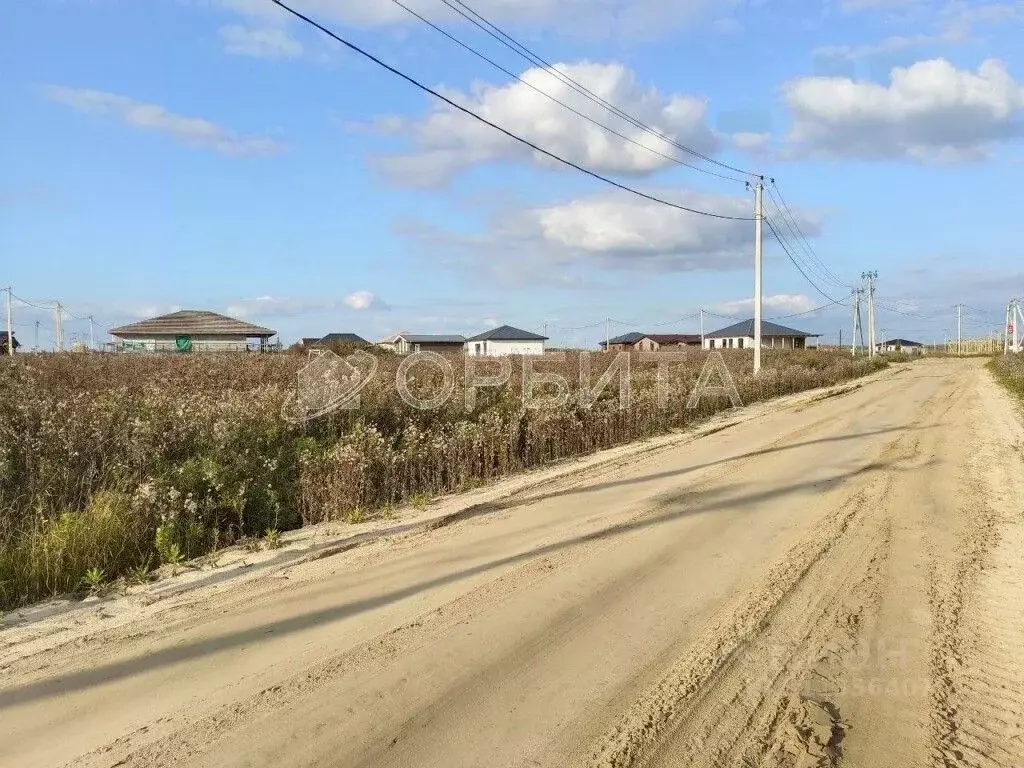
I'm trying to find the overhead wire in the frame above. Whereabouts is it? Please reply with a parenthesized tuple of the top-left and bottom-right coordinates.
(764, 181, 850, 290)
(763, 217, 842, 304)
(438, 0, 757, 182)
(388, 0, 745, 184)
(761, 195, 845, 294)
(272, 0, 754, 221)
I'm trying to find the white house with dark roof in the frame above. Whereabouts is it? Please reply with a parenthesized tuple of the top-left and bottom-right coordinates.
(377, 332, 466, 354)
(877, 338, 925, 354)
(703, 319, 819, 350)
(465, 325, 547, 356)
(110, 310, 277, 353)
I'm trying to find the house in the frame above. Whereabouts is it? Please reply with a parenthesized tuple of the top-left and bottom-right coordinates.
(312, 333, 369, 347)
(704, 319, 819, 350)
(377, 332, 466, 354)
(466, 325, 547, 356)
(600, 332, 702, 352)
(1, 333, 20, 355)
(110, 310, 277, 353)
(601, 332, 646, 352)
(877, 338, 925, 354)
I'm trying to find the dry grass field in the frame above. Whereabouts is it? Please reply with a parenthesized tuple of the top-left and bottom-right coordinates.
(0, 348, 889, 609)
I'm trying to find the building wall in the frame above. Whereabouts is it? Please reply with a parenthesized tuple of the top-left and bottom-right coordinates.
(703, 336, 807, 350)
(466, 339, 545, 357)
(113, 334, 266, 353)
(406, 341, 465, 355)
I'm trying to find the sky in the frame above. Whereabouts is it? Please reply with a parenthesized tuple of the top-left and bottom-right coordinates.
(2, 0, 1023, 349)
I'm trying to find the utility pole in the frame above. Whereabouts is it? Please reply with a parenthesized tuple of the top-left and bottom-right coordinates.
(55, 302, 63, 352)
(605, 318, 610, 353)
(4, 286, 12, 357)
(34, 320, 40, 353)
(956, 304, 962, 357)
(699, 308, 705, 348)
(861, 271, 878, 357)
(752, 178, 764, 374)
(89, 315, 95, 351)
(851, 288, 862, 356)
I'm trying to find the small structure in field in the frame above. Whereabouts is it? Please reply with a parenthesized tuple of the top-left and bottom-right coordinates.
(377, 332, 466, 354)
(466, 325, 547, 356)
(110, 310, 277, 353)
(601, 333, 701, 352)
(877, 338, 925, 354)
(704, 319, 819, 350)
(1, 333, 20, 356)
(311, 333, 369, 347)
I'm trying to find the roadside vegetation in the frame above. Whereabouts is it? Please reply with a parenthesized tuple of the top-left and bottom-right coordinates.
(991, 354, 1024, 401)
(0, 349, 888, 609)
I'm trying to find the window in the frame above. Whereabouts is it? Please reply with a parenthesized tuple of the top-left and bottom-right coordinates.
(475, 343, 482, 355)
(738, 338, 744, 349)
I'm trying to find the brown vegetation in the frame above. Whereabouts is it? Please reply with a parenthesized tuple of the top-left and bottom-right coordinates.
(0, 349, 888, 608)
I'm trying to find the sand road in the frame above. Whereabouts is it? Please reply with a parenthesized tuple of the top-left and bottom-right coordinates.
(2, 358, 1022, 768)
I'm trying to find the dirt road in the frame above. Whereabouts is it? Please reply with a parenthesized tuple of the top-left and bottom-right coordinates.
(2, 359, 1023, 768)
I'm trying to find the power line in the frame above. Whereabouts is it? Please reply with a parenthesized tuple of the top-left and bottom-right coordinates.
(763, 217, 842, 304)
(388, 0, 744, 184)
(272, 0, 754, 222)
(765, 180, 850, 290)
(762, 194, 845, 294)
(768, 298, 845, 320)
(438, 0, 757, 181)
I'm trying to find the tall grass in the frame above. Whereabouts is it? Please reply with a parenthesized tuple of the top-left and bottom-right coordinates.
(991, 354, 1024, 401)
(0, 349, 887, 608)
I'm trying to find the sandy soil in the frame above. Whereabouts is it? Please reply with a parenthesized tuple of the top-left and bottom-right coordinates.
(2, 358, 1022, 768)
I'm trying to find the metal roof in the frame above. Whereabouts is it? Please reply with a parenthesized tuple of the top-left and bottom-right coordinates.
(401, 334, 466, 344)
(317, 333, 369, 345)
(603, 332, 645, 345)
(881, 338, 923, 346)
(110, 310, 276, 338)
(467, 325, 548, 342)
(705, 319, 819, 339)
(647, 333, 701, 344)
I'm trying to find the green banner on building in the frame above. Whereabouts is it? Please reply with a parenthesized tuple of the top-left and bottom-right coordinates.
(175, 336, 193, 353)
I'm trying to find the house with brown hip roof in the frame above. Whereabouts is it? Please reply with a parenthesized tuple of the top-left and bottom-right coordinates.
(110, 310, 277, 353)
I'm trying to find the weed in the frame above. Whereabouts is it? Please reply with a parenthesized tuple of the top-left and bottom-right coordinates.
(264, 528, 282, 549)
(81, 567, 106, 597)
(0, 350, 889, 609)
(345, 507, 368, 524)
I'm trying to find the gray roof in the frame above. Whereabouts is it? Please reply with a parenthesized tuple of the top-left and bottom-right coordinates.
(467, 325, 548, 342)
(881, 338, 923, 346)
(604, 332, 645, 345)
(705, 319, 819, 339)
(110, 310, 276, 338)
(317, 333, 369, 345)
(401, 334, 466, 344)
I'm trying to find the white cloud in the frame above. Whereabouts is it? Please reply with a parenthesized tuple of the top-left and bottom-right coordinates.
(344, 290, 387, 310)
(401, 188, 822, 281)
(819, 1, 1024, 59)
(373, 61, 719, 185)
(730, 131, 772, 152)
(217, 0, 730, 38)
(783, 58, 1024, 161)
(841, 0, 919, 10)
(44, 86, 285, 156)
(224, 293, 389, 319)
(713, 294, 819, 316)
(219, 25, 304, 58)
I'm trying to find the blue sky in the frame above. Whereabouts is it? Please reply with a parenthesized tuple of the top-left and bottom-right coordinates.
(2, 0, 1023, 348)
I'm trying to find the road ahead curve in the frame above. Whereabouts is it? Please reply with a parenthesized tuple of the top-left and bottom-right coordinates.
(2, 359, 1022, 768)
